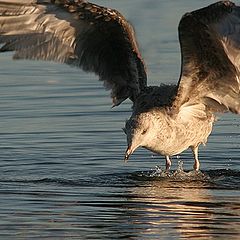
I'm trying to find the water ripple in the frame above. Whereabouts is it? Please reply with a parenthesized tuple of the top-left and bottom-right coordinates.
(0, 167, 239, 190)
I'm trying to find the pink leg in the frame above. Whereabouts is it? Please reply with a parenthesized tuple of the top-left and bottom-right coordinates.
(191, 145, 200, 171)
(165, 155, 172, 171)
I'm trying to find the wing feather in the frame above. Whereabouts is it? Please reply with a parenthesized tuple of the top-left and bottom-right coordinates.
(0, 0, 147, 106)
(172, 1, 240, 115)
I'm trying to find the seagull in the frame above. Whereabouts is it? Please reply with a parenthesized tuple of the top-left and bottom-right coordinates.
(0, 0, 240, 171)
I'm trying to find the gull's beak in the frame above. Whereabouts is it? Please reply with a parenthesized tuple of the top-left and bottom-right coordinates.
(124, 144, 138, 163)
(124, 147, 132, 162)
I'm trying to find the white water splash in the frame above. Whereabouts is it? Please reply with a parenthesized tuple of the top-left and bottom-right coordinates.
(137, 160, 210, 181)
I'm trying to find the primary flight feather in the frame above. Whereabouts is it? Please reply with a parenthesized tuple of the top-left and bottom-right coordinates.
(0, 0, 239, 170)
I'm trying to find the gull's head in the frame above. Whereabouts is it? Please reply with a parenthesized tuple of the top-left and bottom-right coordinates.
(123, 112, 154, 162)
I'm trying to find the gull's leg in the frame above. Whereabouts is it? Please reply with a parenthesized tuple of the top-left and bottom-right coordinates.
(191, 145, 200, 171)
(165, 155, 171, 171)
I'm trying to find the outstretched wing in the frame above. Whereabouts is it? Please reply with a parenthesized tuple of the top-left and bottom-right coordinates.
(0, 0, 147, 106)
(172, 1, 240, 116)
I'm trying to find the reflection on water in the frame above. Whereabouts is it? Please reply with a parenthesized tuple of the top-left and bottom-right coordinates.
(0, 0, 239, 239)
(0, 169, 239, 239)
(126, 169, 240, 239)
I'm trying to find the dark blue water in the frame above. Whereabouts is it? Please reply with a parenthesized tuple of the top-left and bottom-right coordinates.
(0, 1, 239, 239)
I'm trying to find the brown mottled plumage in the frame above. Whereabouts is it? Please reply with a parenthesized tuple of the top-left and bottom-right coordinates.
(0, 1, 240, 170)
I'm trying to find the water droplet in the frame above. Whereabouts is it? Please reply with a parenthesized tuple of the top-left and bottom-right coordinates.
(177, 160, 184, 172)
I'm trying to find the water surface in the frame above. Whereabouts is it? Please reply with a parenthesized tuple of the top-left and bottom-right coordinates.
(0, 0, 239, 239)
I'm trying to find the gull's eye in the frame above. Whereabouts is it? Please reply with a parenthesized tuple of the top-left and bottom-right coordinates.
(141, 129, 147, 135)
